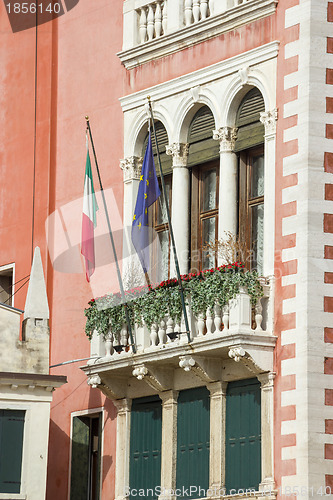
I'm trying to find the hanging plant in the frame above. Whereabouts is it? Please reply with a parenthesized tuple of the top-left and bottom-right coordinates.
(84, 262, 263, 340)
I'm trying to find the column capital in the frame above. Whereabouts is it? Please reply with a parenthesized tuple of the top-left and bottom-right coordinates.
(213, 127, 238, 152)
(159, 389, 179, 407)
(113, 397, 132, 415)
(120, 156, 143, 182)
(257, 371, 276, 390)
(207, 380, 228, 397)
(165, 142, 189, 167)
(260, 108, 278, 136)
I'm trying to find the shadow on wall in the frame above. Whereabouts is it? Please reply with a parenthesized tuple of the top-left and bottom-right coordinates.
(46, 418, 70, 500)
(101, 398, 118, 491)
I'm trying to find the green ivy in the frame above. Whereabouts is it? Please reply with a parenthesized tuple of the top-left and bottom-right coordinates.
(84, 263, 263, 340)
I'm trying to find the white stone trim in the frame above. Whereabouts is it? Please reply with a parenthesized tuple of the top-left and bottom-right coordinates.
(67, 407, 105, 500)
(119, 41, 279, 113)
(114, 398, 132, 500)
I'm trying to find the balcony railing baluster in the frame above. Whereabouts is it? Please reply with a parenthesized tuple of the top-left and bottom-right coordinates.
(137, 1, 167, 44)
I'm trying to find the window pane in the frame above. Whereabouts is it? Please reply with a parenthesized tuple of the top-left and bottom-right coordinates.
(251, 204, 264, 275)
(157, 183, 170, 225)
(158, 230, 169, 281)
(250, 154, 264, 198)
(202, 217, 215, 270)
(202, 169, 217, 212)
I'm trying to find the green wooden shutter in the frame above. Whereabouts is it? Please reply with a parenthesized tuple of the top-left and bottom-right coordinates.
(176, 387, 210, 498)
(187, 106, 219, 167)
(130, 396, 162, 499)
(70, 416, 90, 500)
(0, 409, 25, 493)
(225, 378, 261, 493)
(234, 88, 265, 152)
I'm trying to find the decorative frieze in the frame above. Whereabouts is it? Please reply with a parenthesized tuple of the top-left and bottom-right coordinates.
(120, 156, 143, 182)
(166, 142, 189, 167)
(260, 108, 278, 136)
(213, 126, 238, 152)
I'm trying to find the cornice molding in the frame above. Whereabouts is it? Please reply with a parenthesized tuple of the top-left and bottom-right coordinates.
(117, 0, 278, 70)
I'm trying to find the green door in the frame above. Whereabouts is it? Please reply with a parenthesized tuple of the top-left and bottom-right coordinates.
(225, 378, 261, 494)
(0, 410, 25, 494)
(70, 414, 102, 500)
(129, 396, 162, 499)
(176, 387, 210, 499)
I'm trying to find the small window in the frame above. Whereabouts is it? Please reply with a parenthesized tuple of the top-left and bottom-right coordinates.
(0, 409, 25, 494)
(70, 413, 102, 500)
(0, 265, 14, 306)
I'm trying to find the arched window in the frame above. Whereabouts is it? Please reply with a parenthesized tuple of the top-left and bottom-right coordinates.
(236, 88, 265, 275)
(188, 106, 220, 272)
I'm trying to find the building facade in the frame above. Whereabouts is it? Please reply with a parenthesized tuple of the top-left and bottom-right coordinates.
(0, 0, 333, 498)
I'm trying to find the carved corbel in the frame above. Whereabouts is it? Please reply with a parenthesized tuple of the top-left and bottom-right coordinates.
(97, 375, 127, 400)
(228, 347, 264, 375)
(132, 363, 172, 391)
(179, 355, 221, 383)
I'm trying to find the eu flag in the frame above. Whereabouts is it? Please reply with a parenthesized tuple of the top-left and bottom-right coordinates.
(131, 132, 161, 273)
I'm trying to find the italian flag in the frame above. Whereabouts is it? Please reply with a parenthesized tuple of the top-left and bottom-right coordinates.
(81, 150, 98, 282)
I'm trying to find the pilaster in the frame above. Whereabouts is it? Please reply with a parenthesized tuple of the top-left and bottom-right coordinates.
(114, 398, 132, 500)
(260, 109, 277, 277)
(207, 381, 228, 495)
(257, 372, 276, 491)
(159, 390, 179, 500)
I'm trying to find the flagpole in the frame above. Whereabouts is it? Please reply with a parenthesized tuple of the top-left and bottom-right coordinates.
(147, 98, 191, 344)
(85, 116, 136, 354)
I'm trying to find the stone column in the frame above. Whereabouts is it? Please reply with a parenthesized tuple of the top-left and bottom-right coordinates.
(166, 143, 190, 276)
(257, 372, 275, 492)
(260, 109, 277, 277)
(113, 398, 132, 500)
(213, 127, 238, 263)
(159, 390, 179, 500)
(207, 381, 228, 496)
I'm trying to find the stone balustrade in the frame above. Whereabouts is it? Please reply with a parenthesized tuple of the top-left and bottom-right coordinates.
(91, 281, 272, 360)
(136, 0, 167, 43)
(119, 0, 277, 67)
(184, 0, 211, 26)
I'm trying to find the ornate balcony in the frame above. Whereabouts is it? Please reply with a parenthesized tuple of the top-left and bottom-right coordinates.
(118, 0, 278, 69)
(82, 267, 276, 400)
